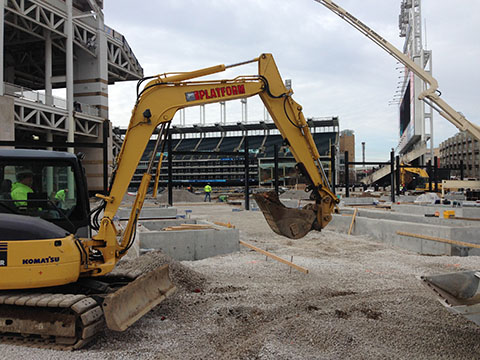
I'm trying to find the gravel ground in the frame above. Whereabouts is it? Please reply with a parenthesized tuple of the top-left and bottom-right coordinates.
(3, 203, 480, 359)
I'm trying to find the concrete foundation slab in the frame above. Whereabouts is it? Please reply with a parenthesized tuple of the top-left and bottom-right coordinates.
(391, 204, 480, 218)
(330, 207, 480, 256)
(340, 197, 378, 206)
(139, 220, 239, 261)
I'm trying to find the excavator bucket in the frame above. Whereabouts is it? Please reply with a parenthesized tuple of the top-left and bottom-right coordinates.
(102, 264, 176, 331)
(253, 191, 317, 239)
(420, 271, 480, 326)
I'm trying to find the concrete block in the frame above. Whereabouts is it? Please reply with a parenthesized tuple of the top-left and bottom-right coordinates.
(117, 206, 177, 220)
(463, 207, 480, 219)
(355, 208, 479, 228)
(141, 231, 195, 261)
(195, 228, 240, 260)
(341, 197, 377, 206)
(330, 214, 455, 255)
(140, 219, 196, 231)
(391, 204, 480, 220)
(452, 227, 480, 256)
(392, 204, 460, 216)
(445, 193, 466, 201)
(333, 207, 480, 257)
(138, 221, 239, 261)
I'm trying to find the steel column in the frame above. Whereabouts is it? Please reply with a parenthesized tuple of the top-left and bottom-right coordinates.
(345, 151, 349, 198)
(274, 144, 279, 195)
(395, 155, 401, 195)
(330, 144, 336, 194)
(390, 150, 395, 202)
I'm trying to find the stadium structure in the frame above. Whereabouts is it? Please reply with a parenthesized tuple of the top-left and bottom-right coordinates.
(0, 0, 340, 192)
(117, 117, 340, 190)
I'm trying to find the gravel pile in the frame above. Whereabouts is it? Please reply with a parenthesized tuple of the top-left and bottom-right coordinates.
(116, 250, 207, 292)
(3, 204, 480, 359)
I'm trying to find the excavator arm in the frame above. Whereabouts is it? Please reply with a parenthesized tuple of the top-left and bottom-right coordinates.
(89, 53, 337, 277)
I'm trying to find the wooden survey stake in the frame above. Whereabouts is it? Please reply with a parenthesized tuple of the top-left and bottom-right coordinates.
(239, 240, 309, 274)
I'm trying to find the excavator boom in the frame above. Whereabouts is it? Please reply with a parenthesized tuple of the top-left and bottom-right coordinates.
(92, 53, 337, 249)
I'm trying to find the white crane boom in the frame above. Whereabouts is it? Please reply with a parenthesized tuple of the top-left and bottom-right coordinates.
(314, 0, 480, 142)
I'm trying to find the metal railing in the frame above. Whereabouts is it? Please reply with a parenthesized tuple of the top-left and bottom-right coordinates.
(4, 82, 100, 117)
(104, 25, 141, 68)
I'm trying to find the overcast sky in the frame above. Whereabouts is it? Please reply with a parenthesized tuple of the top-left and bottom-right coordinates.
(103, 0, 480, 162)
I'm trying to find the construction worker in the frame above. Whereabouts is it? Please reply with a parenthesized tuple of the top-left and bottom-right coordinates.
(204, 183, 212, 202)
(11, 170, 34, 207)
(55, 188, 69, 209)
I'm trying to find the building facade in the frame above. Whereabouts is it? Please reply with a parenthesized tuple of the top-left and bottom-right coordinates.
(440, 132, 479, 179)
(0, 0, 142, 191)
(339, 129, 355, 183)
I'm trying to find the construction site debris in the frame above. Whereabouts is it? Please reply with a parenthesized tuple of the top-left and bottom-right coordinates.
(415, 193, 440, 204)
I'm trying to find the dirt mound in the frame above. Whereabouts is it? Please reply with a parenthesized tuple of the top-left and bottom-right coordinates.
(116, 250, 207, 291)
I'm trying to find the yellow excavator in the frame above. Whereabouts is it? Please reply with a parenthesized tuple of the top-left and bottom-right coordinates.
(0, 53, 338, 348)
(400, 165, 436, 192)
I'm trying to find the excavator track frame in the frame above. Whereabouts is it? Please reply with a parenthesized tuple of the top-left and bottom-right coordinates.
(0, 292, 103, 350)
(0, 266, 176, 350)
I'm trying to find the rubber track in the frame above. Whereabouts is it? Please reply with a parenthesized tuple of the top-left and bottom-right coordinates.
(0, 292, 104, 350)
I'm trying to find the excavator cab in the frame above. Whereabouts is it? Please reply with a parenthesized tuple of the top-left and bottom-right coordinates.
(0, 149, 90, 237)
